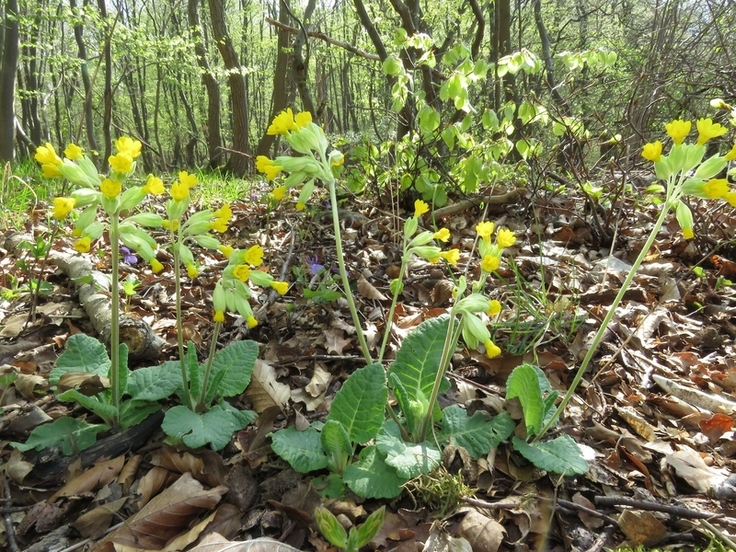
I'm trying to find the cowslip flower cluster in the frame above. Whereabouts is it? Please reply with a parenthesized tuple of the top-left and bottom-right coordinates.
(454, 286, 503, 359)
(404, 200, 460, 265)
(641, 117, 735, 239)
(256, 108, 343, 210)
(475, 221, 516, 274)
(212, 245, 289, 326)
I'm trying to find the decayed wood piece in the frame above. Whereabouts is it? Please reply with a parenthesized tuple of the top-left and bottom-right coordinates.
(4, 233, 165, 361)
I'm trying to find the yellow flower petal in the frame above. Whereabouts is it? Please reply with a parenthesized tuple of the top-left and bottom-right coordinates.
(34, 143, 62, 166)
(243, 245, 264, 267)
(114, 136, 142, 158)
(682, 227, 694, 239)
(414, 199, 429, 218)
(52, 197, 76, 220)
(696, 118, 728, 146)
(641, 141, 662, 162)
(267, 108, 297, 135)
(108, 152, 133, 174)
(100, 178, 122, 199)
(213, 310, 225, 323)
(219, 245, 234, 258)
(725, 144, 736, 162)
(476, 221, 494, 240)
(271, 281, 289, 295)
(295, 111, 312, 128)
(496, 228, 516, 248)
(246, 315, 258, 328)
(144, 175, 165, 195)
(272, 186, 287, 200)
(703, 178, 729, 199)
(234, 264, 251, 281)
(74, 236, 91, 253)
(64, 143, 84, 160)
(433, 228, 450, 242)
(439, 249, 460, 265)
(186, 263, 199, 279)
(150, 259, 164, 273)
(481, 254, 500, 272)
(487, 299, 502, 316)
(665, 119, 691, 145)
(484, 339, 501, 359)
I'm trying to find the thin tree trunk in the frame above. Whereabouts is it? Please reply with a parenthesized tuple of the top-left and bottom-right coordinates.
(0, 0, 19, 162)
(96, 0, 113, 170)
(291, 0, 317, 117)
(70, 0, 97, 151)
(208, 0, 250, 175)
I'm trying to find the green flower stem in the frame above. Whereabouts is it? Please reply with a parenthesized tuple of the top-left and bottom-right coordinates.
(378, 254, 409, 364)
(172, 231, 194, 410)
(417, 314, 464, 442)
(197, 320, 221, 412)
(535, 190, 677, 440)
(327, 179, 373, 364)
(109, 213, 121, 431)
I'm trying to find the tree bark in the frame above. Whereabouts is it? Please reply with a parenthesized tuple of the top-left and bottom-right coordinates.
(69, 0, 98, 151)
(188, 0, 223, 169)
(208, 0, 250, 175)
(291, 0, 317, 117)
(96, 0, 113, 171)
(0, 0, 19, 163)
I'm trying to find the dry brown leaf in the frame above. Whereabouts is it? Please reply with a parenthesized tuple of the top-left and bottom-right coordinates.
(149, 446, 227, 488)
(162, 503, 242, 552)
(700, 413, 734, 442)
(118, 454, 142, 495)
(456, 510, 504, 552)
(56, 371, 110, 395)
(50, 455, 125, 503)
(14, 373, 47, 400)
(97, 472, 227, 551)
(357, 274, 388, 300)
(653, 374, 736, 414)
(5, 448, 34, 484)
(424, 520, 472, 551)
(71, 497, 127, 539)
(133, 466, 179, 511)
(617, 509, 666, 547)
(324, 328, 351, 355)
(190, 533, 301, 552)
(571, 493, 604, 529)
(615, 405, 656, 442)
(244, 359, 290, 413)
(664, 446, 728, 492)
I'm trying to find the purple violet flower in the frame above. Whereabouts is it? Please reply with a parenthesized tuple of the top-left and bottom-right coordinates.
(121, 246, 137, 265)
(307, 256, 324, 276)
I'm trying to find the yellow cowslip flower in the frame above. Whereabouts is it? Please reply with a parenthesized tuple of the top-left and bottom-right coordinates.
(256, 156, 283, 180)
(696, 118, 728, 146)
(641, 141, 662, 162)
(100, 178, 122, 199)
(682, 227, 694, 239)
(267, 108, 297, 135)
(150, 258, 164, 273)
(246, 315, 258, 328)
(213, 310, 225, 323)
(724, 191, 736, 207)
(170, 180, 190, 201)
(331, 153, 345, 167)
(665, 119, 691, 145)
(476, 221, 494, 241)
(295, 111, 312, 129)
(219, 244, 234, 257)
(41, 163, 62, 178)
(484, 339, 501, 359)
(144, 175, 165, 195)
(496, 228, 516, 248)
(272, 186, 287, 200)
(487, 299, 502, 316)
(74, 236, 91, 253)
(271, 281, 289, 295)
(186, 263, 199, 279)
(64, 143, 84, 160)
(162, 219, 180, 231)
(481, 254, 500, 272)
(210, 218, 229, 233)
(109, 152, 133, 174)
(439, 249, 460, 265)
(35, 143, 62, 166)
(296, 202, 305, 211)
(414, 199, 429, 218)
(214, 203, 232, 221)
(52, 197, 76, 220)
(115, 136, 142, 158)
(703, 178, 729, 199)
(72, 227, 83, 237)
(234, 264, 251, 282)
(433, 228, 450, 242)
(243, 244, 264, 267)
(179, 171, 198, 189)
(726, 144, 736, 161)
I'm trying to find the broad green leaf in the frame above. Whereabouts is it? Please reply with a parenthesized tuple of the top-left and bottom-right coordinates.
(321, 420, 352, 474)
(482, 109, 499, 131)
(313, 473, 345, 499)
(347, 506, 386, 550)
(203, 340, 258, 402)
(440, 406, 515, 458)
(315, 506, 348, 549)
(343, 445, 407, 499)
(512, 435, 589, 475)
(51, 334, 110, 387)
(127, 361, 182, 401)
(162, 403, 255, 451)
(506, 363, 548, 435)
(12, 417, 107, 456)
(119, 399, 162, 429)
(115, 343, 129, 405)
(327, 363, 387, 444)
(388, 315, 450, 406)
(389, 373, 420, 438)
(376, 420, 440, 478)
(57, 389, 117, 424)
(186, 343, 201, 401)
(270, 425, 329, 473)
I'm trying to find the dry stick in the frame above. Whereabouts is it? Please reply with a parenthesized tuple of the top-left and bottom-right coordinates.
(584, 526, 616, 552)
(594, 496, 723, 520)
(1, 476, 19, 552)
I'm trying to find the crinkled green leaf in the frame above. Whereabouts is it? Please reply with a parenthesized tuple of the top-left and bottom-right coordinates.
(343, 445, 407, 499)
(327, 363, 387, 444)
(119, 399, 162, 429)
(348, 506, 386, 550)
(50, 334, 109, 387)
(321, 420, 352, 474)
(57, 389, 117, 424)
(126, 361, 181, 401)
(270, 425, 329, 473)
(203, 340, 258, 401)
(506, 363, 551, 435)
(315, 506, 348, 549)
(388, 315, 450, 407)
(440, 405, 515, 458)
(376, 420, 440, 478)
(512, 435, 589, 475)
(12, 417, 107, 456)
(162, 403, 255, 451)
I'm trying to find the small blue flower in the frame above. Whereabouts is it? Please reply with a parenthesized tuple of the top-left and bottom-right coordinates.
(307, 256, 324, 276)
(121, 246, 137, 265)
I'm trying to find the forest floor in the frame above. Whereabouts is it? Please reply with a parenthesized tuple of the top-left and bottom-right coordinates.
(2, 180, 736, 552)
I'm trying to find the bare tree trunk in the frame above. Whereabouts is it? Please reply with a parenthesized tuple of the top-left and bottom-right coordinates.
(70, 0, 98, 151)
(96, 0, 113, 171)
(208, 0, 250, 175)
(291, 0, 317, 117)
(188, 0, 223, 169)
(256, 0, 291, 157)
(0, 0, 19, 162)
